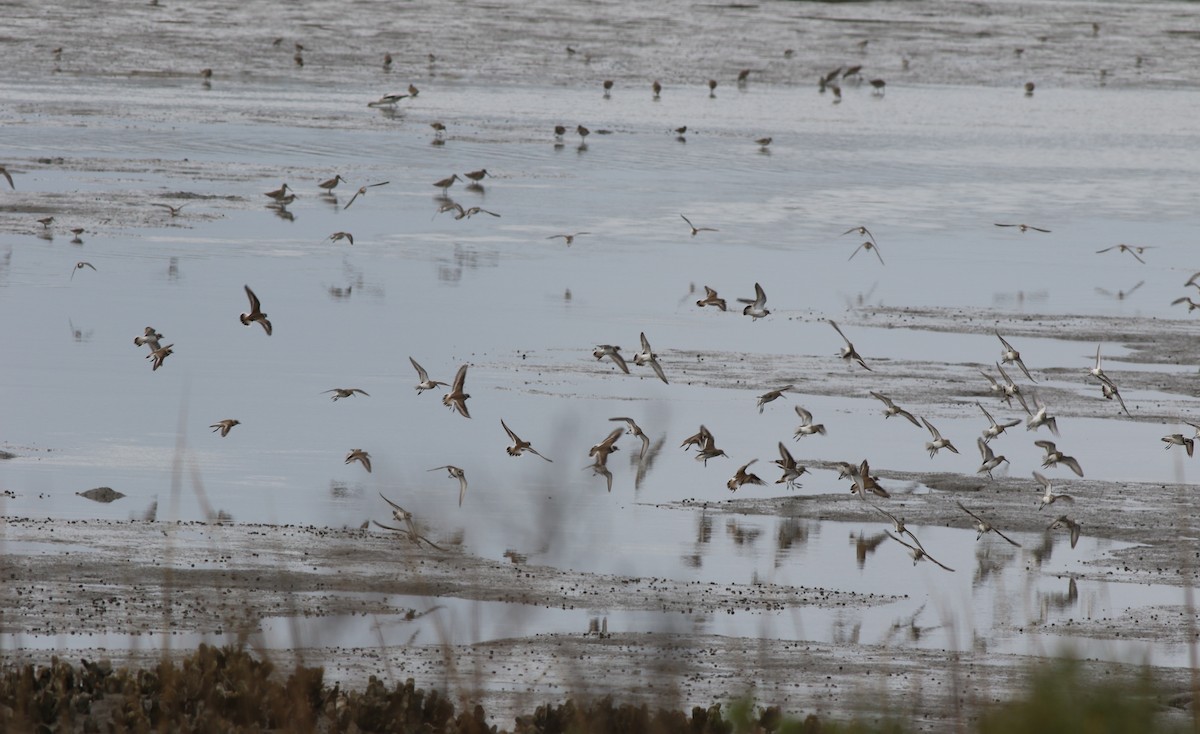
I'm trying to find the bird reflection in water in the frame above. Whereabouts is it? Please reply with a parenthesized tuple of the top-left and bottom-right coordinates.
(886, 603, 941, 644)
(69, 319, 93, 343)
(633, 435, 665, 490)
(1095, 281, 1144, 301)
(774, 517, 808, 567)
(436, 244, 498, 284)
(725, 519, 761, 547)
(1027, 531, 1056, 567)
(991, 290, 1048, 308)
(850, 530, 888, 570)
(1037, 576, 1079, 621)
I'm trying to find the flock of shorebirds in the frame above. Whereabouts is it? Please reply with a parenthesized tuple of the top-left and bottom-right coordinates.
(7, 42, 1190, 567)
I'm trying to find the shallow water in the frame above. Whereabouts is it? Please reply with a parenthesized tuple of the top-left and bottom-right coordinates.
(3, 0, 1200, 678)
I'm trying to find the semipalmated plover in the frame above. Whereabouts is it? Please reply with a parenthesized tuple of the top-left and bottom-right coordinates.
(793, 405, 827, 438)
(239, 285, 272, 335)
(830, 320, 871, 371)
(410, 356, 449, 393)
(501, 419, 553, 462)
(634, 332, 668, 384)
(588, 427, 623, 467)
(738, 282, 770, 320)
(593, 344, 629, 374)
(696, 285, 726, 311)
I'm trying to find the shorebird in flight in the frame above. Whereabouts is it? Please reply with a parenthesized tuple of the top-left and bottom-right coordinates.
(738, 282, 770, 320)
(1048, 515, 1081, 549)
(410, 357, 449, 393)
(326, 231, 354, 246)
(680, 214, 718, 236)
(849, 459, 889, 499)
(773, 442, 808, 489)
(1171, 296, 1200, 312)
(921, 417, 958, 458)
(1162, 433, 1195, 457)
(976, 438, 1008, 479)
(957, 501, 1021, 546)
(429, 465, 468, 507)
(995, 363, 1029, 412)
(501, 419, 553, 462)
(757, 385, 794, 413)
(873, 505, 914, 542)
(696, 285, 726, 311)
(1034, 440, 1083, 476)
(239, 285, 272, 335)
(547, 232, 590, 246)
(148, 343, 174, 371)
(324, 388, 369, 401)
(793, 406, 827, 438)
(152, 203, 187, 216)
(345, 449, 372, 473)
(996, 331, 1036, 382)
(210, 419, 240, 437)
(886, 531, 954, 571)
(727, 459, 766, 492)
(1034, 471, 1073, 511)
(343, 181, 390, 210)
(0, 165, 14, 189)
(693, 428, 728, 465)
(1096, 244, 1150, 264)
(830, 320, 872, 371)
(609, 417, 651, 460)
(842, 225, 876, 243)
(1023, 394, 1059, 436)
(871, 392, 920, 426)
(680, 425, 712, 452)
(848, 240, 884, 265)
(70, 261, 96, 280)
(376, 493, 444, 550)
(588, 427, 624, 467)
(994, 222, 1050, 233)
(634, 332, 668, 384)
(442, 364, 471, 418)
(976, 402, 1020, 443)
(593, 344, 629, 374)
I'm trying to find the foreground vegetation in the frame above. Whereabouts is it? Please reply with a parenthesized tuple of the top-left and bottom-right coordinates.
(0, 644, 1189, 733)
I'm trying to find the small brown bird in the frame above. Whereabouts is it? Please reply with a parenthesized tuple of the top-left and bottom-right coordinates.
(994, 222, 1050, 233)
(755, 137, 772, 149)
(200, 68, 212, 79)
(588, 427, 624, 467)
(1096, 244, 1149, 264)
(152, 203, 186, 216)
(652, 80, 662, 99)
(1024, 81, 1036, 96)
(148, 343, 174, 371)
(264, 183, 292, 202)
(696, 285, 726, 311)
(726, 459, 766, 492)
(383, 53, 392, 70)
(554, 125, 566, 140)
(547, 232, 590, 246)
(680, 214, 717, 236)
(318, 174, 346, 193)
(430, 121, 446, 137)
(869, 79, 886, 94)
(344, 181, 390, 209)
(210, 419, 240, 437)
(576, 125, 590, 141)
(501, 419, 553, 462)
(345, 449, 372, 473)
(603, 80, 613, 96)
(70, 261, 96, 280)
(408, 84, 420, 97)
(327, 231, 354, 246)
(38, 217, 54, 228)
(324, 388, 369, 401)
(463, 169, 491, 182)
(429, 465, 469, 506)
(442, 364, 471, 418)
(737, 69, 750, 83)
(239, 285, 272, 335)
(433, 174, 461, 192)
(708, 79, 717, 96)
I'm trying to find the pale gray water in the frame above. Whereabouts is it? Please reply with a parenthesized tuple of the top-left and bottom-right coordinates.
(2, 0, 1200, 674)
